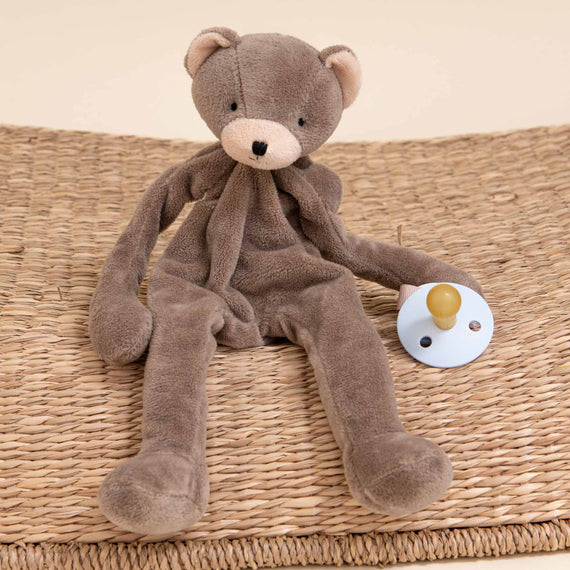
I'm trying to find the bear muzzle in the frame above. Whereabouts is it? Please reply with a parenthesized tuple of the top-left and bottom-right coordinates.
(221, 118, 302, 170)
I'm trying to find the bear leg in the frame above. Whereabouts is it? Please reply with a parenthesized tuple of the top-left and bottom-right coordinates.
(98, 283, 226, 534)
(279, 275, 453, 516)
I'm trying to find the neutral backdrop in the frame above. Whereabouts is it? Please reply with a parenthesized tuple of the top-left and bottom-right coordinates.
(2, 1, 569, 569)
(2, 0, 569, 142)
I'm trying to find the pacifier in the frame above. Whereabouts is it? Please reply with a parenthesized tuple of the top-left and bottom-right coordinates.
(397, 283, 494, 368)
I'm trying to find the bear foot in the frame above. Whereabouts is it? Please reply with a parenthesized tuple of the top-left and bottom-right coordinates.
(98, 450, 209, 534)
(344, 432, 453, 516)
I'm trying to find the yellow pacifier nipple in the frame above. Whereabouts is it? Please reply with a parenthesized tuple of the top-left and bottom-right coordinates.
(426, 284, 462, 330)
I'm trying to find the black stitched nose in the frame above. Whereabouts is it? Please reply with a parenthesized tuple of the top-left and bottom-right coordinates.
(252, 141, 268, 156)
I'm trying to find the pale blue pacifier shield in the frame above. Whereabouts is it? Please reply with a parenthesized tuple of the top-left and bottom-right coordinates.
(397, 283, 494, 368)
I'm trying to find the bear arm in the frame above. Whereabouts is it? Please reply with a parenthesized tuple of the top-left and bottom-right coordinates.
(337, 234, 483, 295)
(296, 160, 483, 294)
(97, 159, 195, 291)
(88, 159, 196, 364)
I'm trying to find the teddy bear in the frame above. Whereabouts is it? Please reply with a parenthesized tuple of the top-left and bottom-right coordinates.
(89, 28, 483, 535)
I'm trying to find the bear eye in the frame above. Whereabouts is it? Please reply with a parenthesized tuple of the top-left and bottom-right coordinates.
(230, 102, 238, 111)
(298, 118, 305, 126)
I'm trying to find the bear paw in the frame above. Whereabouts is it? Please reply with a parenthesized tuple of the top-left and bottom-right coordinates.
(89, 296, 153, 365)
(98, 451, 209, 534)
(344, 432, 453, 516)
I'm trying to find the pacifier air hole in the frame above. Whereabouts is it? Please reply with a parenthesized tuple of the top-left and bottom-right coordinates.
(469, 320, 481, 332)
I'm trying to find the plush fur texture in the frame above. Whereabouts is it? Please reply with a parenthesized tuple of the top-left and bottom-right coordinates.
(90, 29, 483, 535)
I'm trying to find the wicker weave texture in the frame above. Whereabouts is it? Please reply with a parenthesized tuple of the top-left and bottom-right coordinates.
(0, 125, 569, 551)
(1, 520, 570, 570)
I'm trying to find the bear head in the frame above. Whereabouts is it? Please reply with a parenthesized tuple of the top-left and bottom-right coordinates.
(185, 28, 361, 170)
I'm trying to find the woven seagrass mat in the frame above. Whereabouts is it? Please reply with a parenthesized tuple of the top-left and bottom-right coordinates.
(1, 123, 569, 569)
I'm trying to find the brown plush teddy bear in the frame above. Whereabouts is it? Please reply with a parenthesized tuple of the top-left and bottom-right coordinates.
(90, 28, 483, 535)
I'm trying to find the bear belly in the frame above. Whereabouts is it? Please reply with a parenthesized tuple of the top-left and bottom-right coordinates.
(152, 162, 351, 347)
(231, 245, 346, 296)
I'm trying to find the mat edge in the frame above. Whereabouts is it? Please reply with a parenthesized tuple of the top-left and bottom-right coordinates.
(1, 519, 569, 570)
(1, 121, 569, 150)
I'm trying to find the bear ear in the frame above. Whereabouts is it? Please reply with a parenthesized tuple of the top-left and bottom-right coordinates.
(184, 27, 240, 78)
(319, 45, 362, 108)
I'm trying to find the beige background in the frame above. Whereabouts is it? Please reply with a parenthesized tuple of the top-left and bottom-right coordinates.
(1, 0, 569, 142)
(2, 1, 570, 568)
